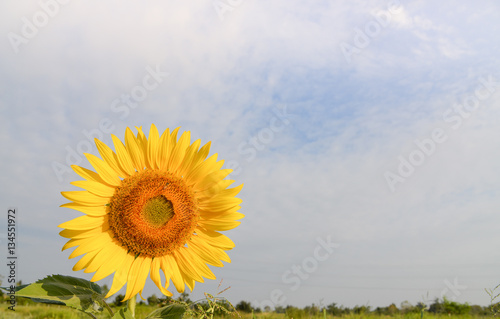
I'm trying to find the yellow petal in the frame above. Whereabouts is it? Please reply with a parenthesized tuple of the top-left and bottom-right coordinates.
(196, 229, 235, 250)
(73, 250, 99, 271)
(124, 256, 151, 300)
(71, 165, 110, 185)
(106, 253, 135, 299)
(58, 215, 106, 230)
(196, 180, 235, 199)
(112, 134, 136, 175)
(59, 223, 109, 239)
(220, 183, 244, 197)
(179, 247, 216, 280)
(199, 219, 241, 231)
(201, 211, 244, 221)
(135, 257, 152, 300)
(157, 128, 171, 170)
(61, 191, 110, 206)
(60, 202, 107, 216)
(188, 141, 211, 172)
(173, 253, 196, 291)
(95, 139, 128, 178)
(182, 274, 195, 292)
(200, 211, 244, 222)
(173, 248, 203, 283)
(173, 246, 217, 286)
(188, 237, 224, 267)
(192, 236, 231, 263)
(185, 154, 222, 186)
(198, 205, 240, 217)
(68, 231, 113, 259)
(194, 169, 232, 192)
(147, 124, 160, 170)
(85, 153, 121, 186)
(170, 127, 181, 144)
(161, 254, 184, 293)
(177, 139, 201, 177)
(62, 238, 80, 251)
(136, 126, 150, 169)
(212, 248, 231, 263)
(70, 180, 115, 197)
(91, 243, 128, 282)
(168, 131, 190, 173)
(125, 127, 145, 171)
(83, 237, 122, 274)
(198, 196, 242, 212)
(150, 258, 173, 296)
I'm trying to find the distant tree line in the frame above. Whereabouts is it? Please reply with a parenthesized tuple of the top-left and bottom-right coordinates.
(231, 297, 499, 318)
(107, 292, 499, 318)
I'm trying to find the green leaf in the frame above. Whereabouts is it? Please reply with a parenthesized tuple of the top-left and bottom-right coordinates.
(13, 274, 105, 315)
(0, 284, 29, 292)
(112, 307, 135, 319)
(146, 303, 186, 319)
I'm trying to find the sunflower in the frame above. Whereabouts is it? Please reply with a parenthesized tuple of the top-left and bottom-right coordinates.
(59, 125, 243, 300)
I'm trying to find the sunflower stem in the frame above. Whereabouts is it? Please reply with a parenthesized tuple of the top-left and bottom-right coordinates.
(103, 300, 114, 317)
(83, 312, 97, 319)
(128, 295, 137, 317)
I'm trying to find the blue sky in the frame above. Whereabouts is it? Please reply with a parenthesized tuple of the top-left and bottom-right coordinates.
(1, 0, 500, 310)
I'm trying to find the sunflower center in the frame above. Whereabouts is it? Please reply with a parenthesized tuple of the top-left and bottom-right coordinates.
(107, 170, 199, 258)
(142, 196, 175, 228)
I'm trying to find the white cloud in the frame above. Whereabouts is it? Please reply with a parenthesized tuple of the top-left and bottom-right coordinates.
(1, 0, 500, 309)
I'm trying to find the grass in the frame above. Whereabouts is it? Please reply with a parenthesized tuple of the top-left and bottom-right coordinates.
(0, 305, 497, 319)
(1, 304, 90, 319)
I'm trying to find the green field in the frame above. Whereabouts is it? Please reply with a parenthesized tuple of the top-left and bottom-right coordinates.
(1, 303, 165, 318)
(0, 304, 497, 319)
(1, 290, 497, 319)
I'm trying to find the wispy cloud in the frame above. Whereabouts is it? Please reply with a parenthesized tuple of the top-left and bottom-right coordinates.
(1, 0, 500, 309)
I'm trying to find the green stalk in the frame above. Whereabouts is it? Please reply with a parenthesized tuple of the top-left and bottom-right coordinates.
(103, 300, 114, 317)
(128, 295, 137, 317)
